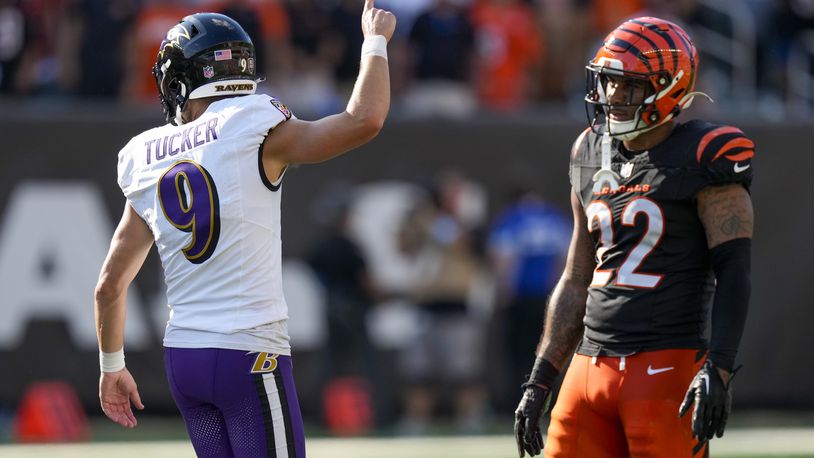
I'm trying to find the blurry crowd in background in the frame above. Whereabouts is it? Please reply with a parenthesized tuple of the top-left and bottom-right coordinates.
(2, 0, 814, 119)
(0, 0, 803, 437)
(301, 171, 571, 435)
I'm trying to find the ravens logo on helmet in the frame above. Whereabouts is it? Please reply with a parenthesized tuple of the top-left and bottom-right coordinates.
(153, 13, 258, 125)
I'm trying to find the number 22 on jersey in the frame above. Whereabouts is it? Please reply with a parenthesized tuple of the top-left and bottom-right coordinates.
(585, 197, 664, 289)
(158, 160, 221, 264)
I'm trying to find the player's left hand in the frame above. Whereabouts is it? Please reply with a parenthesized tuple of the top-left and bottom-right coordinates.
(99, 368, 144, 428)
(514, 384, 550, 457)
(678, 360, 733, 441)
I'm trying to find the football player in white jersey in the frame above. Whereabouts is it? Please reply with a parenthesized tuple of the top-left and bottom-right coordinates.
(94, 3, 395, 457)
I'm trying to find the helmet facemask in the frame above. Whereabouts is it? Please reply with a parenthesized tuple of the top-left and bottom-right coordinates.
(153, 55, 192, 126)
(584, 16, 709, 142)
(585, 64, 676, 141)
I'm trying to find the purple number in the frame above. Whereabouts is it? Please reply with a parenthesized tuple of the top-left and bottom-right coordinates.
(158, 160, 220, 264)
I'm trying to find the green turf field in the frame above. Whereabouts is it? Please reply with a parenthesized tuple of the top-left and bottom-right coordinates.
(1, 429, 813, 458)
(2, 412, 813, 457)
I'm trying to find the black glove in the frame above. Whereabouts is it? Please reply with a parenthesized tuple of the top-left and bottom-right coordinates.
(514, 383, 551, 457)
(678, 360, 737, 441)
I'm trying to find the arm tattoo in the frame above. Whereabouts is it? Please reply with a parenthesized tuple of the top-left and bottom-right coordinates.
(539, 278, 588, 367)
(721, 212, 748, 237)
(537, 191, 594, 369)
(697, 184, 754, 248)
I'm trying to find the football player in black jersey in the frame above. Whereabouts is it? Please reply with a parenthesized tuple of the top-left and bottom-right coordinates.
(514, 17, 753, 458)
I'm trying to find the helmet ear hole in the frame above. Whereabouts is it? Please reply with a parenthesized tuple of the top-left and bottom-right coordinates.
(153, 13, 257, 123)
(587, 17, 700, 138)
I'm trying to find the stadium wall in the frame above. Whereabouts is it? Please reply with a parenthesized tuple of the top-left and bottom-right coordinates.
(0, 113, 809, 416)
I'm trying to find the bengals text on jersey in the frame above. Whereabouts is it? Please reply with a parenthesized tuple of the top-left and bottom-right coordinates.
(569, 120, 754, 356)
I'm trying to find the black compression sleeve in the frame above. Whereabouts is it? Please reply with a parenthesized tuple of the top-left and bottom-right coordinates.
(708, 238, 751, 372)
(524, 357, 560, 390)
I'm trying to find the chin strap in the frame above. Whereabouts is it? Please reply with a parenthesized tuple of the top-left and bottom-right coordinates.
(172, 82, 188, 126)
(616, 90, 712, 137)
(608, 73, 713, 142)
(173, 105, 185, 126)
(678, 91, 714, 111)
(592, 132, 621, 193)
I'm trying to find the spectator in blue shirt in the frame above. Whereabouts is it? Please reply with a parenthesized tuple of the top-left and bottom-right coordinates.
(487, 188, 571, 409)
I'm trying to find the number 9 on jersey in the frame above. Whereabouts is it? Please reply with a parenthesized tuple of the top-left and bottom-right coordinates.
(158, 160, 221, 264)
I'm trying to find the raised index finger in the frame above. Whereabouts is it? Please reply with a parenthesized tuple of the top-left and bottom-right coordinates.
(364, 0, 374, 11)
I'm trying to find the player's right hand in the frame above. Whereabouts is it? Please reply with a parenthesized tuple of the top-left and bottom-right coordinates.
(514, 384, 550, 457)
(99, 368, 144, 428)
(361, 0, 396, 42)
(678, 360, 733, 441)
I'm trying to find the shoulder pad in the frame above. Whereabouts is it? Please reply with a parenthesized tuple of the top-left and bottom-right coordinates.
(117, 126, 165, 194)
(219, 94, 293, 137)
(689, 121, 754, 188)
(570, 127, 593, 161)
(693, 122, 755, 166)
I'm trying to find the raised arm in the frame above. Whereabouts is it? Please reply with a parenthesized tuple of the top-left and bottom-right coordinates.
(95, 203, 154, 428)
(514, 189, 595, 457)
(260, 0, 396, 181)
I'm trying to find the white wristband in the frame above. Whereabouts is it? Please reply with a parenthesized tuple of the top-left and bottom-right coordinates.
(361, 35, 388, 60)
(100, 349, 125, 373)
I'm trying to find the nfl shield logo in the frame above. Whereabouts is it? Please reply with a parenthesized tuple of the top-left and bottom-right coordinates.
(203, 66, 214, 79)
(621, 162, 634, 178)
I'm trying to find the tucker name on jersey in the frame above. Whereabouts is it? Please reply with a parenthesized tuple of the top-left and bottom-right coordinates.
(116, 94, 294, 355)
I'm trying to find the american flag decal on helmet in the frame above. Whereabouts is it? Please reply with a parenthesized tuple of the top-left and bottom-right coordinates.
(214, 49, 232, 61)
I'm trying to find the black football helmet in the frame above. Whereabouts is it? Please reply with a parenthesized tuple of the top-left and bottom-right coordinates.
(153, 13, 257, 125)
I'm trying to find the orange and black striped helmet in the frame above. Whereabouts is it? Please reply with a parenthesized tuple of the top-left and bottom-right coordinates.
(585, 17, 702, 140)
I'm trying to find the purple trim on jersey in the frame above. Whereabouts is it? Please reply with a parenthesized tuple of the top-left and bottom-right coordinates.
(163, 348, 305, 458)
(257, 143, 283, 192)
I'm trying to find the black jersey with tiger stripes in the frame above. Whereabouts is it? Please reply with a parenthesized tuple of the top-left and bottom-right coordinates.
(569, 120, 754, 356)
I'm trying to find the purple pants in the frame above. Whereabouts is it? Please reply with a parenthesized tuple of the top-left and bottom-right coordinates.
(164, 347, 305, 458)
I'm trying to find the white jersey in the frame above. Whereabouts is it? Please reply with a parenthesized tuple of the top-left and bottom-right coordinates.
(117, 94, 294, 354)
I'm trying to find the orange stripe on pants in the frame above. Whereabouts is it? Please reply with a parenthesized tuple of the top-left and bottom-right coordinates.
(545, 349, 709, 458)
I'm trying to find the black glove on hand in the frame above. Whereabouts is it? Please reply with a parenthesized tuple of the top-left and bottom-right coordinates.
(514, 383, 550, 457)
(678, 360, 737, 441)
